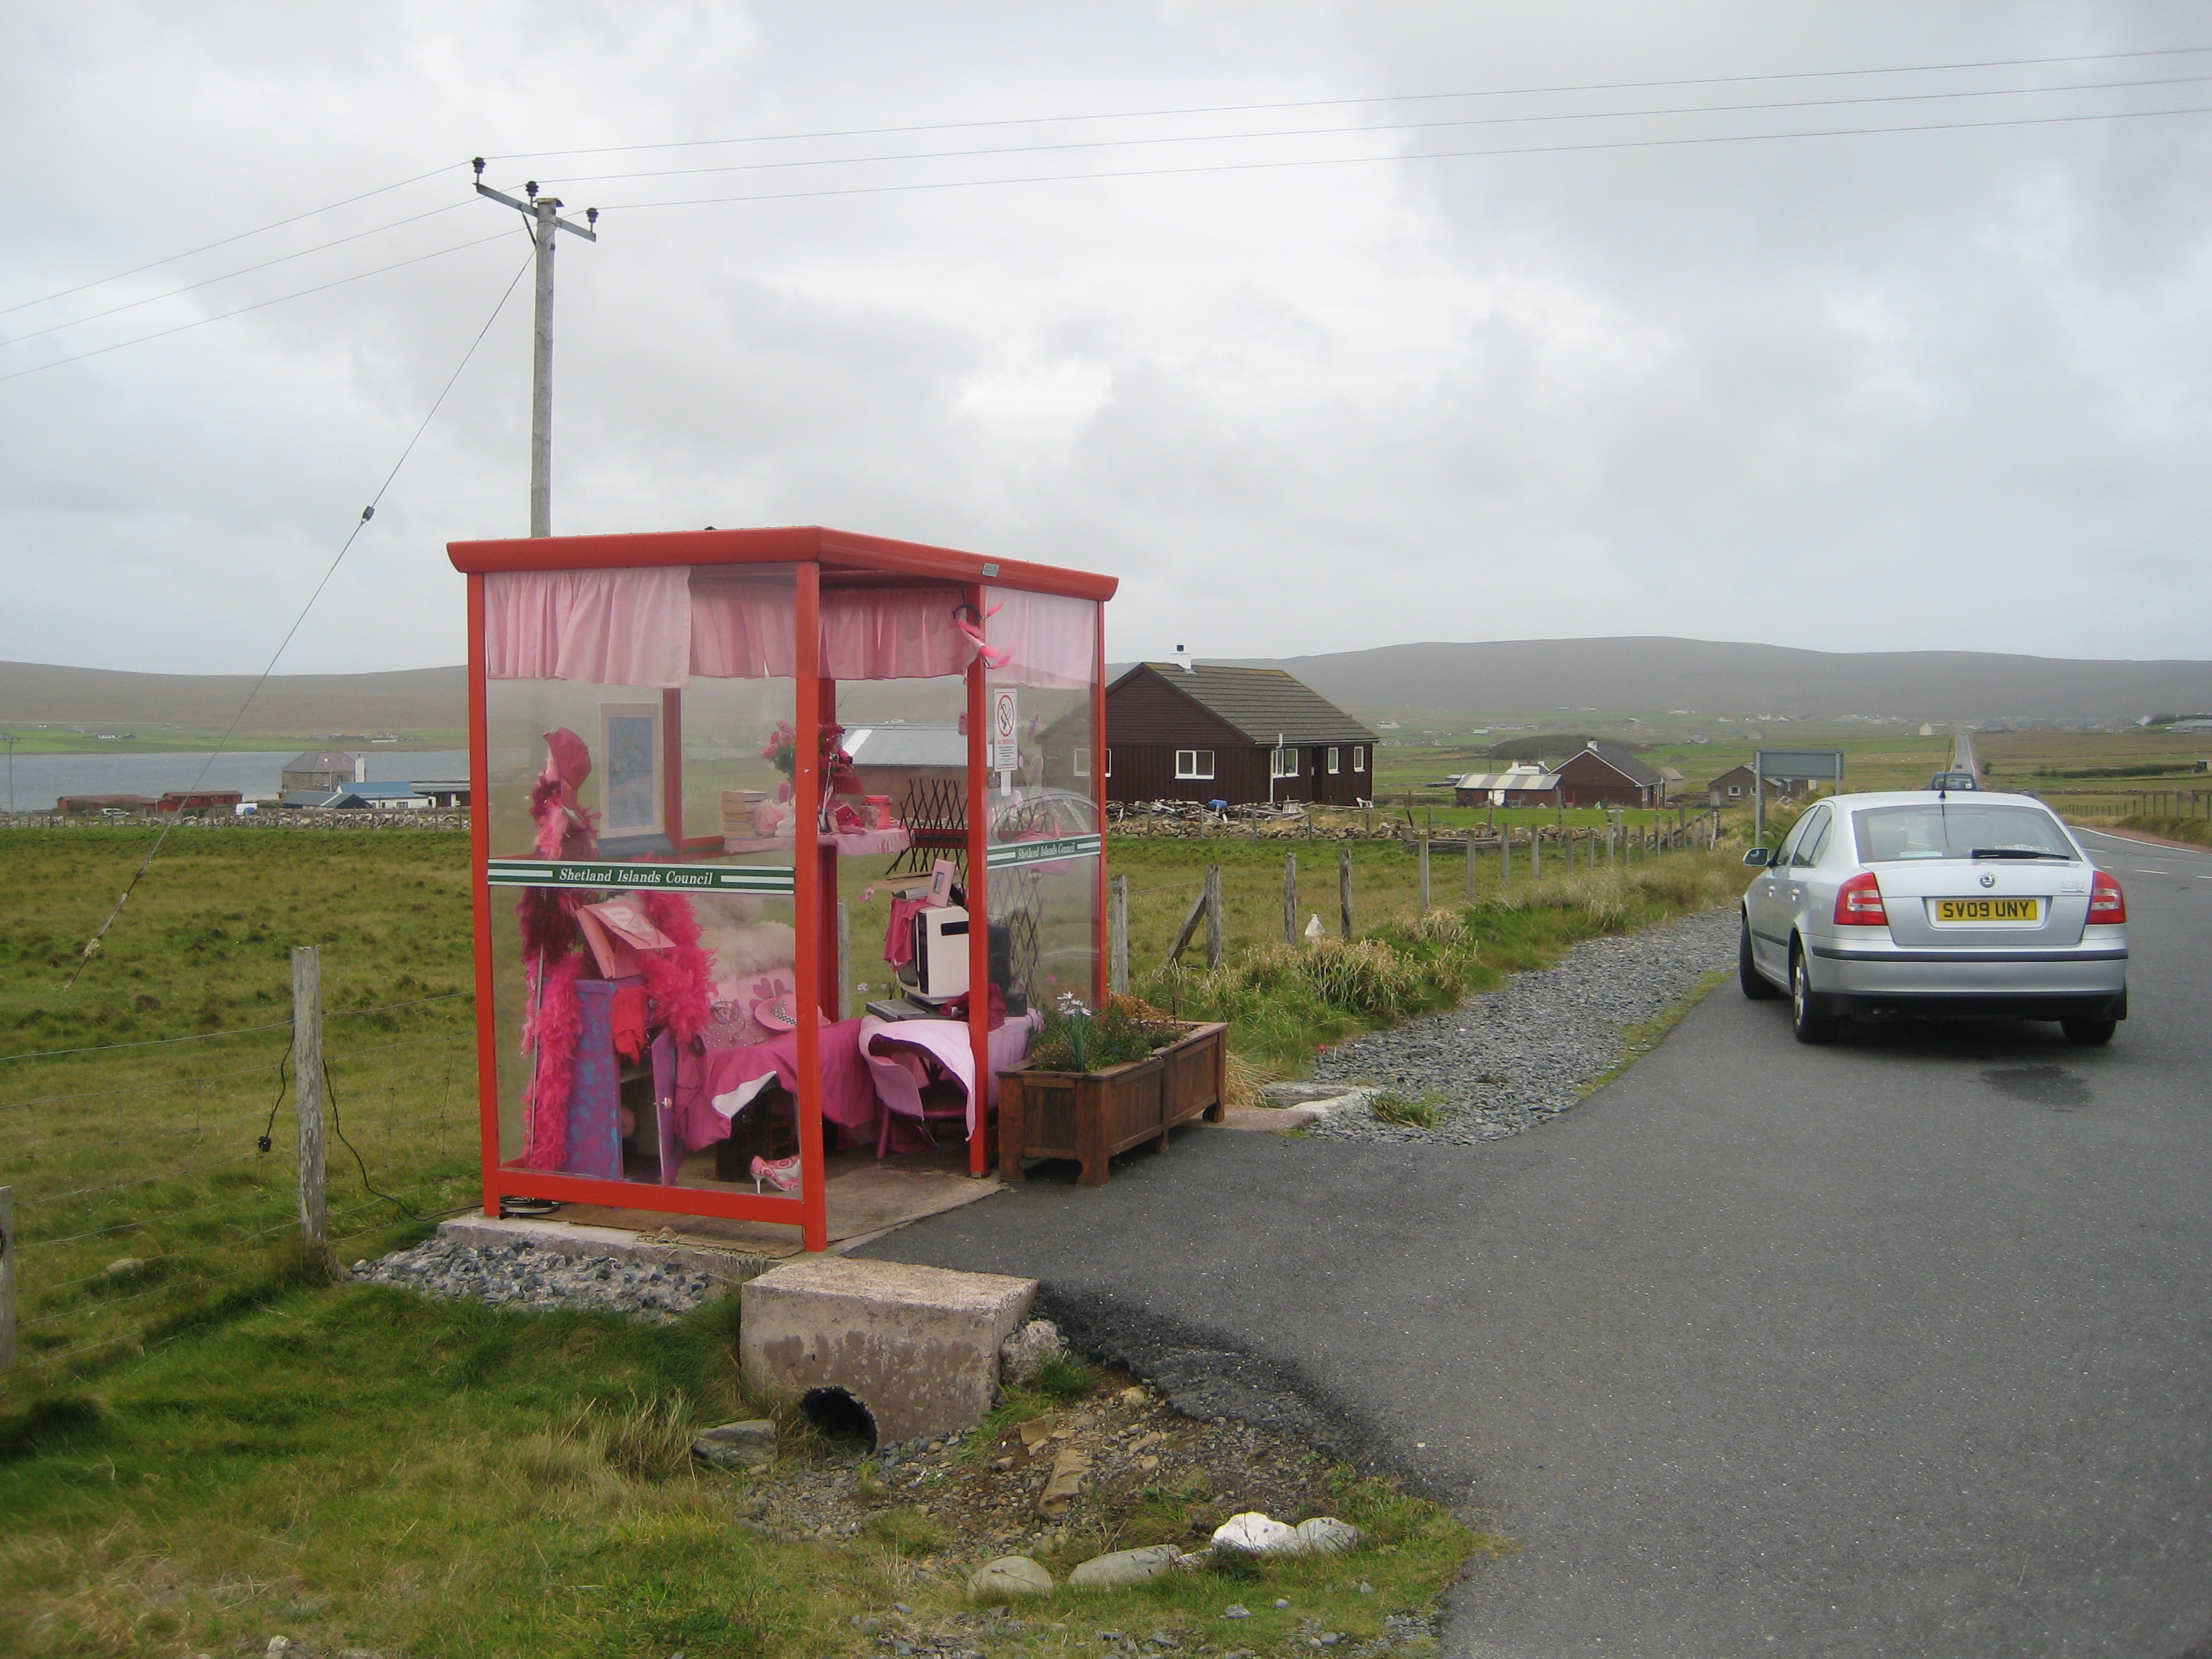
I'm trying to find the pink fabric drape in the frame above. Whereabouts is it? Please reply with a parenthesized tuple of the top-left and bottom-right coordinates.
(487, 567, 981, 684)
(820, 586, 972, 680)
(984, 587, 1097, 690)
(485, 567, 692, 688)
(688, 573, 796, 679)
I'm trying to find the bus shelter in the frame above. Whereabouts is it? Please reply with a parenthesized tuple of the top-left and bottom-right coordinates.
(446, 526, 1115, 1251)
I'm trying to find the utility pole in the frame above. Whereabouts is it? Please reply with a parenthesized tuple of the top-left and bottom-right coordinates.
(473, 159, 597, 536)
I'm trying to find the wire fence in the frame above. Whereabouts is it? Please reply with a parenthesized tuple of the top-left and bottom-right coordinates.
(1, 973, 477, 1389)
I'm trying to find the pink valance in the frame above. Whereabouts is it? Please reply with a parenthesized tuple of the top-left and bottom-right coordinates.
(485, 567, 693, 688)
(984, 586, 1098, 691)
(485, 566, 982, 685)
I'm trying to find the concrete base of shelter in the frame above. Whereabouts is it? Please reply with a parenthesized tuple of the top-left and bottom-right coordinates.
(739, 1256, 1038, 1444)
(436, 1215, 788, 1282)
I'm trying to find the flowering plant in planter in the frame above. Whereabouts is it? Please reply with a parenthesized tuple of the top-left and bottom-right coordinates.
(1030, 992, 1184, 1074)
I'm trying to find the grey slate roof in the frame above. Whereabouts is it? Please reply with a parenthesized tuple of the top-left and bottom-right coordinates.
(1573, 742, 1664, 787)
(1120, 664, 1377, 746)
(843, 724, 966, 767)
(284, 750, 357, 773)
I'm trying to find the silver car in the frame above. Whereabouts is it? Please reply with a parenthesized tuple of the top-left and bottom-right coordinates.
(1739, 791, 2127, 1046)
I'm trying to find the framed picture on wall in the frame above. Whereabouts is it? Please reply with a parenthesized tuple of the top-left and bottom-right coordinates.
(599, 701, 665, 848)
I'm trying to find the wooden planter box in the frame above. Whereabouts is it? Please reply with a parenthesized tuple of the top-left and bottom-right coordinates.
(998, 1021, 1228, 1187)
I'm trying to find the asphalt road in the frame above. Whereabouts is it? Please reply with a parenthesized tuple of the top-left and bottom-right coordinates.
(861, 828, 2212, 1657)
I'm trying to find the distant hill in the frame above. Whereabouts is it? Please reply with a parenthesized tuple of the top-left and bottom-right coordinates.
(0, 660, 465, 729)
(1199, 638, 2212, 722)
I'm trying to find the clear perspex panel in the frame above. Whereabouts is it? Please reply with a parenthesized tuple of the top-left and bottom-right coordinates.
(984, 589, 1102, 1016)
(482, 564, 801, 1194)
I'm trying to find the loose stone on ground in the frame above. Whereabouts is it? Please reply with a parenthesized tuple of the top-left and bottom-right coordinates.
(349, 1237, 716, 1320)
(1301, 907, 1733, 1145)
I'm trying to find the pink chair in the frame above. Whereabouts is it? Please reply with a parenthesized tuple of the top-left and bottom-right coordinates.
(865, 1036, 971, 1156)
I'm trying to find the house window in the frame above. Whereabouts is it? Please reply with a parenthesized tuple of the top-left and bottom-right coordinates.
(1352, 747, 1365, 772)
(1727, 784, 1743, 798)
(1072, 748, 1090, 777)
(1175, 750, 1215, 780)
(1326, 747, 1340, 773)
(1271, 746, 1298, 779)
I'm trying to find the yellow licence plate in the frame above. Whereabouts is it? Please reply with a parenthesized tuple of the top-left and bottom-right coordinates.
(1933, 897, 2044, 923)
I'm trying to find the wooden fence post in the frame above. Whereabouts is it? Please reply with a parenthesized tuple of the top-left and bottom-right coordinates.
(1339, 847, 1354, 940)
(1282, 853, 1298, 945)
(0, 1185, 14, 1373)
(1532, 827, 1542, 879)
(292, 945, 326, 1250)
(1418, 835, 1431, 912)
(1110, 874, 1128, 994)
(1465, 830, 1477, 901)
(1501, 827, 1512, 890)
(1204, 864, 1223, 970)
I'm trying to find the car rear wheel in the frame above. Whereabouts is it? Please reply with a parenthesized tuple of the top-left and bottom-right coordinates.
(1790, 946, 1840, 1045)
(2062, 1018, 2117, 1046)
(1740, 914, 1780, 1000)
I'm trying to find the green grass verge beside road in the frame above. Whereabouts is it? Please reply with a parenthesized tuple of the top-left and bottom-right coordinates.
(0, 1284, 1490, 1659)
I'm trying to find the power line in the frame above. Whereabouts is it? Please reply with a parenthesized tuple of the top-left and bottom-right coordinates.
(593, 99, 2212, 215)
(0, 201, 475, 349)
(487, 43, 2212, 164)
(0, 229, 518, 387)
(0, 159, 466, 321)
(538, 70, 2212, 190)
(60, 250, 534, 987)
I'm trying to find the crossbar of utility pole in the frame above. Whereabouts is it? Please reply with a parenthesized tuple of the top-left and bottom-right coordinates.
(472, 161, 597, 537)
(292, 945, 326, 1249)
(1109, 874, 1129, 994)
(0, 1185, 14, 1373)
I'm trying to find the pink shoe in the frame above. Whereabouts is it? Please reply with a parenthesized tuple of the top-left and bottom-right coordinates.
(750, 1154, 802, 1195)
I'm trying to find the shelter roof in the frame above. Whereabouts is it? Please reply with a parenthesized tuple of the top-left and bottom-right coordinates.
(284, 750, 356, 771)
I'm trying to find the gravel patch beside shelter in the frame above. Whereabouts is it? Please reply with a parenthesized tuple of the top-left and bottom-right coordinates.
(351, 1236, 719, 1320)
(1303, 906, 1735, 1146)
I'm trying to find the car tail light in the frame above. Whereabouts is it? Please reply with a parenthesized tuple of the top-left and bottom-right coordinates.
(2090, 868, 2127, 924)
(1833, 871, 1888, 926)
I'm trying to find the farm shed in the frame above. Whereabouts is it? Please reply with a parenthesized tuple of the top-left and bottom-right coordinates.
(1453, 765, 1562, 808)
(1084, 660, 1376, 806)
(57, 793, 158, 814)
(446, 524, 1113, 1251)
(153, 789, 245, 814)
(1552, 742, 1665, 808)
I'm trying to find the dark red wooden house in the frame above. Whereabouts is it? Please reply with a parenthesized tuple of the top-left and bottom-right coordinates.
(1552, 742, 1664, 808)
(1070, 661, 1377, 806)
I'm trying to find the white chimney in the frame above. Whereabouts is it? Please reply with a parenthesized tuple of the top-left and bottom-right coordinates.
(355, 753, 367, 781)
(1171, 644, 1195, 675)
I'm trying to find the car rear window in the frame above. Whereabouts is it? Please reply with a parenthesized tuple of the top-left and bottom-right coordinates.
(1851, 804, 2077, 863)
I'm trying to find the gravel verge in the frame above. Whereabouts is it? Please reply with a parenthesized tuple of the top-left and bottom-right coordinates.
(1300, 906, 1735, 1146)
(349, 1236, 718, 1320)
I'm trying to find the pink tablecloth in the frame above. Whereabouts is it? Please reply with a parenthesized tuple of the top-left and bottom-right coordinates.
(673, 1018, 876, 1151)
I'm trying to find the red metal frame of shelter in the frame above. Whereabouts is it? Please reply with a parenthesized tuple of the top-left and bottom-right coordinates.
(448, 526, 1116, 1251)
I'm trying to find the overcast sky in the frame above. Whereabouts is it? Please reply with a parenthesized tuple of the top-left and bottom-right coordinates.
(4, 2, 2208, 676)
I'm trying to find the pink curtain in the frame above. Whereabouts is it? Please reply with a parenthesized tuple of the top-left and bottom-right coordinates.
(485, 567, 692, 688)
(984, 587, 1097, 690)
(487, 567, 995, 684)
(822, 586, 971, 680)
(688, 572, 796, 679)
